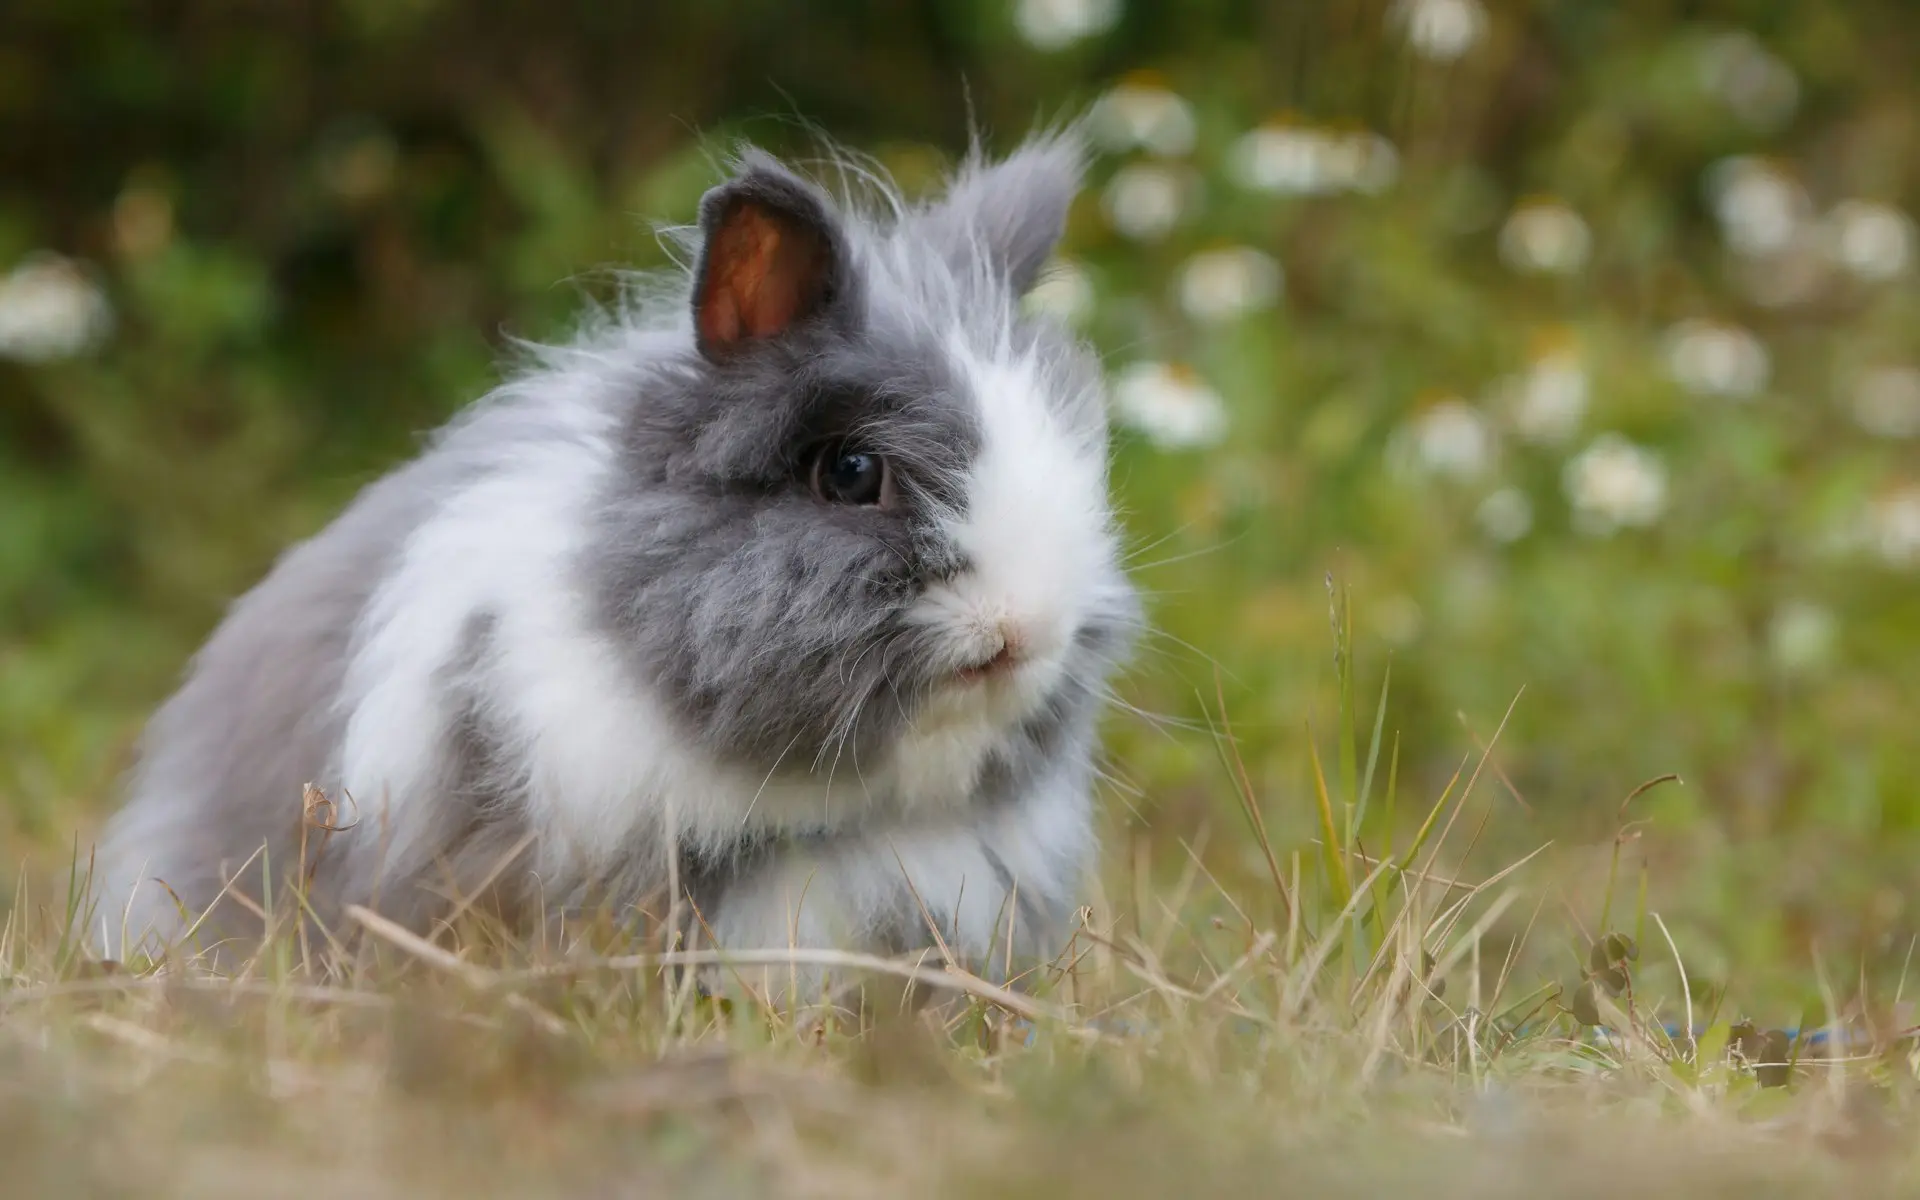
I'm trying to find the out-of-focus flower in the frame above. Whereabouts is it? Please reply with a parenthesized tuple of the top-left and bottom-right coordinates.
(1767, 600, 1837, 674)
(1507, 349, 1590, 446)
(1391, 398, 1495, 481)
(1024, 258, 1096, 326)
(1475, 487, 1533, 543)
(1390, 0, 1488, 62)
(1851, 366, 1920, 440)
(1702, 158, 1830, 307)
(1231, 124, 1325, 195)
(1705, 157, 1810, 258)
(1822, 200, 1915, 283)
(1498, 200, 1591, 275)
(1869, 486, 1920, 570)
(1101, 163, 1192, 240)
(1563, 434, 1667, 535)
(0, 252, 114, 362)
(1089, 76, 1196, 158)
(1696, 30, 1800, 131)
(1176, 246, 1282, 323)
(1112, 361, 1228, 448)
(1662, 320, 1769, 398)
(1013, 0, 1121, 49)
(1228, 122, 1398, 196)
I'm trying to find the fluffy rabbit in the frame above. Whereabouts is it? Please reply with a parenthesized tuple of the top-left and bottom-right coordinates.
(84, 126, 1141, 998)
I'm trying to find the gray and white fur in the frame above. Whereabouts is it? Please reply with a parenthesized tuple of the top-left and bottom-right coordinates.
(84, 126, 1141, 998)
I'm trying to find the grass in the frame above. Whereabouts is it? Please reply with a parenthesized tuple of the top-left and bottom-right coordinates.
(6, 606, 1917, 1199)
(3, 16, 1920, 1182)
(7, 8, 1920, 1192)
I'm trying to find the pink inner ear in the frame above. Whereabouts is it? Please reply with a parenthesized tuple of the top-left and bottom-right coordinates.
(697, 201, 830, 352)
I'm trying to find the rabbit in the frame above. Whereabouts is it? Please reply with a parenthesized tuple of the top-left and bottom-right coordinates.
(82, 124, 1142, 1002)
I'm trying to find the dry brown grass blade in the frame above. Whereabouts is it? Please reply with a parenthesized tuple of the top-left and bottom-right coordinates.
(498, 946, 1072, 1025)
(347, 904, 492, 984)
(344, 904, 1069, 1025)
(346, 904, 568, 1035)
(2, 974, 393, 1011)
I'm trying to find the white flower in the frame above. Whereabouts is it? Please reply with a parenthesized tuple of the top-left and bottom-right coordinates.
(1013, 0, 1121, 49)
(1390, 0, 1488, 61)
(1476, 487, 1533, 543)
(1851, 366, 1920, 440)
(1176, 246, 1282, 323)
(1509, 351, 1589, 446)
(1563, 434, 1668, 535)
(1090, 78, 1196, 158)
(1392, 399, 1494, 481)
(1822, 200, 1915, 283)
(1101, 163, 1191, 240)
(1230, 124, 1329, 195)
(1767, 600, 1836, 674)
(1662, 320, 1769, 398)
(1869, 486, 1920, 570)
(1498, 200, 1591, 274)
(0, 253, 114, 363)
(1112, 361, 1228, 449)
(1024, 258, 1097, 326)
(1228, 124, 1398, 196)
(1696, 30, 1799, 131)
(1704, 157, 1810, 258)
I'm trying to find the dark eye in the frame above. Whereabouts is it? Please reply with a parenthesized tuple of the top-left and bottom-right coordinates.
(809, 442, 891, 507)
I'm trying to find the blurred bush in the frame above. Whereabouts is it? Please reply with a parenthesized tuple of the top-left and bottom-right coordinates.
(3, 0, 1918, 960)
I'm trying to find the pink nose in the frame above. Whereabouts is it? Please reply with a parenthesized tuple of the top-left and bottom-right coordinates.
(958, 622, 1025, 681)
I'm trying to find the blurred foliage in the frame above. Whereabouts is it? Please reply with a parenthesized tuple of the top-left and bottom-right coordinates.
(4, 0, 1920, 982)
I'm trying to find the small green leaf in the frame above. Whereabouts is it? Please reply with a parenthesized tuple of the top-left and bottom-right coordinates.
(1693, 1020, 1731, 1070)
(1588, 938, 1611, 973)
(1570, 980, 1602, 1026)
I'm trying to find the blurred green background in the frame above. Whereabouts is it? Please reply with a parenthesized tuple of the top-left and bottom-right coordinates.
(3, 1, 1917, 993)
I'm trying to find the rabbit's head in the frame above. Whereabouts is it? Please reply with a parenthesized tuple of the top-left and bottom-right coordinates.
(590, 129, 1140, 797)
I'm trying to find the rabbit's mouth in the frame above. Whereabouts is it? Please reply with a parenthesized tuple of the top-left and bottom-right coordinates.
(953, 641, 1021, 686)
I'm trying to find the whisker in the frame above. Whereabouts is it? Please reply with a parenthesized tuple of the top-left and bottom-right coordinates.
(740, 730, 807, 829)
(1126, 541, 1239, 574)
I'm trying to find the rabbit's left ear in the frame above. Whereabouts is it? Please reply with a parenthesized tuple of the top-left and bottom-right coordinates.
(917, 129, 1086, 295)
(692, 155, 846, 360)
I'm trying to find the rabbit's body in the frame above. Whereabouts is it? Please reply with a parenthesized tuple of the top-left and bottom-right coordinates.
(88, 130, 1139, 996)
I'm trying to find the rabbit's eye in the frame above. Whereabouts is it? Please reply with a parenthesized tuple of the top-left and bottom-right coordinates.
(810, 442, 891, 507)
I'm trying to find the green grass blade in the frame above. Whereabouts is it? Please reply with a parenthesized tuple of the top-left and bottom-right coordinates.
(1353, 660, 1393, 836)
(1307, 726, 1352, 909)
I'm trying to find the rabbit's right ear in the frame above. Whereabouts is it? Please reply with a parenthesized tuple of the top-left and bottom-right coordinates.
(691, 156, 846, 361)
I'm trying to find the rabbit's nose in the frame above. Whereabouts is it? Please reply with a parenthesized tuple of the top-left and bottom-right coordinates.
(957, 619, 1026, 682)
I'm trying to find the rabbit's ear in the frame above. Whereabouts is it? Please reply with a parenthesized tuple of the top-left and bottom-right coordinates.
(692, 155, 845, 360)
(917, 127, 1086, 296)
